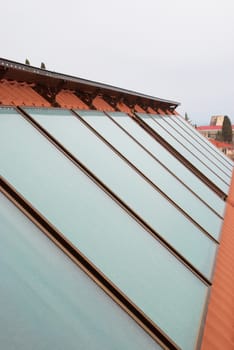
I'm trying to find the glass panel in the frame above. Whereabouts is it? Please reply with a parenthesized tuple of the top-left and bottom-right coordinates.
(171, 115, 233, 172)
(108, 112, 225, 217)
(73, 110, 221, 239)
(138, 114, 230, 194)
(26, 107, 218, 277)
(0, 192, 162, 350)
(176, 115, 234, 168)
(161, 116, 231, 181)
(0, 108, 208, 350)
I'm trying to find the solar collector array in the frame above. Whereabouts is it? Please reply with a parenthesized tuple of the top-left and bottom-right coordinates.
(1, 106, 230, 350)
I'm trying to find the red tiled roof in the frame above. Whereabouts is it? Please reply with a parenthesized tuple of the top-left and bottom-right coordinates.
(197, 125, 234, 131)
(147, 106, 157, 114)
(0, 79, 50, 107)
(201, 171, 234, 350)
(157, 108, 167, 115)
(134, 104, 146, 113)
(116, 101, 133, 115)
(92, 96, 115, 112)
(56, 90, 89, 110)
(209, 139, 234, 149)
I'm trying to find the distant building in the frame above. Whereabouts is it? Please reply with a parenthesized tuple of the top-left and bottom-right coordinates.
(197, 115, 234, 159)
(197, 113, 234, 143)
(210, 115, 225, 126)
(197, 124, 234, 142)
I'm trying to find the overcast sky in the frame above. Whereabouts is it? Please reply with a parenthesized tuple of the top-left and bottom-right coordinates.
(1, 0, 233, 125)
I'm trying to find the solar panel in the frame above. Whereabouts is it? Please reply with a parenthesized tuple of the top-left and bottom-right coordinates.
(17, 107, 218, 279)
(0, 107, 209, 349)
(27, 108, 222, 239)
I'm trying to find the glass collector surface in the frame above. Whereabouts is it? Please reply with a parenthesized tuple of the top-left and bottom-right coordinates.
(175, 114, 234, 168)
(27, 108, 218, 279)
(138, 114, 230, 194)
(0, 108, 208, 350)
(76, 110, 222, 237)
(160, 115, 231, 181)
(108, 111, 225, 217)
(0, 192, 162, 350)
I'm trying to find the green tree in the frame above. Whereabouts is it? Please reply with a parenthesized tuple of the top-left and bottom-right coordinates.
(25, 58, 30, 65)
(221, 116, 232, 143)
(40, 62, 46, 69)
(215, 130, 223, 141)
(184, 112, 190, 122)
(184, 112, 196, 127)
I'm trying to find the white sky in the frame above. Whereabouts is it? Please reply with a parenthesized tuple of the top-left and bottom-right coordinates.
(1, 0, 234, 125)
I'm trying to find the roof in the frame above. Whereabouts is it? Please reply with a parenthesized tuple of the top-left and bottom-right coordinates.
(0, 58, 233, 350)
(197, 125, 234, 131)
(201, 172, 234, 350)
(0, 57, 180, 110)
(209, 139, 234, 149)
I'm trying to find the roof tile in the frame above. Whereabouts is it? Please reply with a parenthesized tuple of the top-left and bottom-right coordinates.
(201, 171, 234, 350)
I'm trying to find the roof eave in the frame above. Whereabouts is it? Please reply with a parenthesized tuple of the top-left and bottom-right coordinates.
(0, 58, 180, 109)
